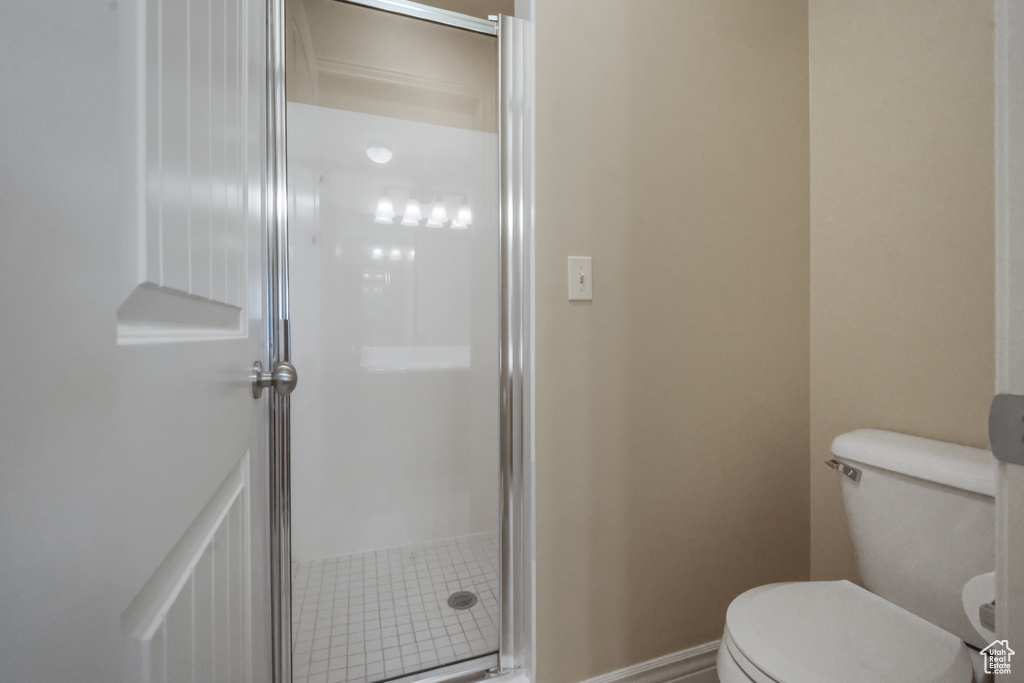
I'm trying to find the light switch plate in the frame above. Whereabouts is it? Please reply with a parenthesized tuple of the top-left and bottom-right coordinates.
(568, 256, 592, 301)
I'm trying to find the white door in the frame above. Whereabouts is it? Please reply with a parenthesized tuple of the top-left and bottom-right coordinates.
(995, 0, 1024, 658)
(0, 1, 275, 682)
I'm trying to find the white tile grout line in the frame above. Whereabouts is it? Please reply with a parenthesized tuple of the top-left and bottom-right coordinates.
(291, 532, 499, 683)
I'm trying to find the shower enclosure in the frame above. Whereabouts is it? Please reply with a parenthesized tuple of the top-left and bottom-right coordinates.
(274, 2, 532, 683)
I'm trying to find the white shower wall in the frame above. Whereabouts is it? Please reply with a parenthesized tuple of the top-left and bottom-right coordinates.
(288, 104, 500, 563)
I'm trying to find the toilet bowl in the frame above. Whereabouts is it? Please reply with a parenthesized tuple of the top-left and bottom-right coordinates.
(716, 581, 973, 683)
(716, 430, 997, 683)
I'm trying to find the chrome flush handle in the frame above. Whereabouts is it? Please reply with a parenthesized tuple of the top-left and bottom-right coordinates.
(825, 459, 862, 482)
(251, 360, 298, 399)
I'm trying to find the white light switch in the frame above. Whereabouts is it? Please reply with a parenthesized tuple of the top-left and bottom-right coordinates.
(568, 256, 593, 301)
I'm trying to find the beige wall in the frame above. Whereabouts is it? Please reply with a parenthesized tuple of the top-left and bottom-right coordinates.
(808, 1, 995, 581)
(534, 2, 810, 681)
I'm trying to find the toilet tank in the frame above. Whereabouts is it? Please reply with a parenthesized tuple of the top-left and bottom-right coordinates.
(831, 429, 996, 650)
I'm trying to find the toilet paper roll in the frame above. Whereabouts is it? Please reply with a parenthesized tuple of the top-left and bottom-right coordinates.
(962, 571, 996, 644)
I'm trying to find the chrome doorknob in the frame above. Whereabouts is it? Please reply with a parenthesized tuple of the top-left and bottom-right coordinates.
(251, 360, 298, 398)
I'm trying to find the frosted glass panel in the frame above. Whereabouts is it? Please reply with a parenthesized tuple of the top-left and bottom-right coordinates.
(288, 102, 501, 682)
(289, 103, 499, 558)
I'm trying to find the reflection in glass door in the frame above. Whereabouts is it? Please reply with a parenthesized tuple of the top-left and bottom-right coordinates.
(284, 2, 506, 682)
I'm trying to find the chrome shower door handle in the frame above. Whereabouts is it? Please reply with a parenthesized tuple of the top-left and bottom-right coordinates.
(251, 360, 298, 398)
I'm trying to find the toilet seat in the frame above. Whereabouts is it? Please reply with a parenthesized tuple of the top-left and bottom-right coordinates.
(724, 580, 973, 683)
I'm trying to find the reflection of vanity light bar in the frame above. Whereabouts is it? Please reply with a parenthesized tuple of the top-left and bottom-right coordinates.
(407, 250, 415, 261)
(401, 200, 422, 226)
(371, 247, 383, 260)
(451, 204, 472, 230)
(426, 202, 448, 228)
(374, 196, 396, 224)
(389, 248, 402, 261)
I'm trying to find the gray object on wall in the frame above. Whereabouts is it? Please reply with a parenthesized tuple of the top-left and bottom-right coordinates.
(988, 393, 1024, 466)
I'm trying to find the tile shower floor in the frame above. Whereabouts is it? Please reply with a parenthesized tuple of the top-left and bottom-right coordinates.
(291, 532, 499, 683)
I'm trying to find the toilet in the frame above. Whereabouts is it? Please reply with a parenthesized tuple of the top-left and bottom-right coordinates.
(717, 429, 997, 683)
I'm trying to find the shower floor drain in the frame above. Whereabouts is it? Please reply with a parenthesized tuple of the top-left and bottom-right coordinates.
(447, 590, 478, 610)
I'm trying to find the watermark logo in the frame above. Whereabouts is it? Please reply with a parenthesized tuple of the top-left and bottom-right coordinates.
(981, 640, 1015, 675)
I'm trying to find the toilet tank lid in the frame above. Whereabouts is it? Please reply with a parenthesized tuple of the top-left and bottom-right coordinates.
(831, 429, 996, 497)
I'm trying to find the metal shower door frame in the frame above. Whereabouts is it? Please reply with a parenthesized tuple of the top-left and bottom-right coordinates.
(264, 3, 536, 682)
(497, 12, 535, 678)
(266, 0, 293, 680)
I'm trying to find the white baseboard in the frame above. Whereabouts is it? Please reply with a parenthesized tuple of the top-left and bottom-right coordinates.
(580, 641, 719, 683)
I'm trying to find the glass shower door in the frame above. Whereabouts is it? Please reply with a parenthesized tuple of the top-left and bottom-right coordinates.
(284, 2, 501, 682)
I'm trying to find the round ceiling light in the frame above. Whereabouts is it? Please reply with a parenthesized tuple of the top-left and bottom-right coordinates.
(366, 146, 393, 164)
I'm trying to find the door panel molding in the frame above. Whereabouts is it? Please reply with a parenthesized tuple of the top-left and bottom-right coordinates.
(122, 452, 252, 683)
(117, 0, 253, 344)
